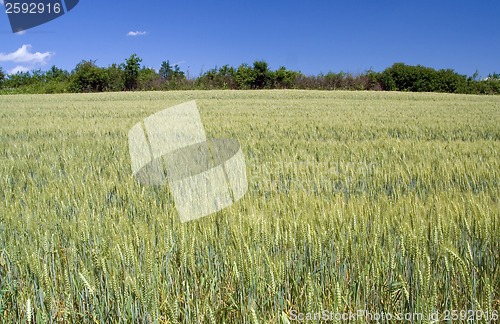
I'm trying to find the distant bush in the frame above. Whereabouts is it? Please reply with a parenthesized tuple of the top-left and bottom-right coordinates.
(0, 67, 5, 88)
(122, 54, 142, 91)
(196, 65, 237, 90)
(105, 64, 125, 92)
(1, 57, 499, 94)
(272, 66, 299, 89)
(69, 60, 109, 93)
(378, 63, 470, 93)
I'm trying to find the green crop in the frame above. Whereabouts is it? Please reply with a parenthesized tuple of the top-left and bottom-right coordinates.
(0, 90, 499, 322)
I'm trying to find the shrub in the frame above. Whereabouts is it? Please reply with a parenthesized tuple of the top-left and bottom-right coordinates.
(69, 60, 109, 92)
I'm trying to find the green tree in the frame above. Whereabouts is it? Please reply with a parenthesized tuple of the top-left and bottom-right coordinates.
(138, 67, 160, 90)
(377, 63, 474, 93)
(38, 66, 70, 93)
(487, 72, 500, 80)
(69, 60, 109, 92)
(217, 65, 236, 89)
(435, 69, 467, 93)
(252, 60, 272, 89)
(381, 63, 435, 92)
(158, 60, 187, 90)
(196, 65, 236, 89)
(159, 60, 185, 81)
(378, 69, 396, 91)
(482, 73, 500, 94)
(272, 66, 298, 89)
(46, 65, 69, 82)
(105, 64, 125, 92)
(159, 61, 173, 80)
(4, 71, 35, 89)
(172, 64, 185, 80)
(366, 69, 383, 90)
(0, 66, 5, 88)
(235, 64, 255, 89)
(122, 54, 142, 91)
(322, 71, 347, 90)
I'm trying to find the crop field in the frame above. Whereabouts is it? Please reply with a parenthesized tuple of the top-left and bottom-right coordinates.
(0, 90, 499, 322)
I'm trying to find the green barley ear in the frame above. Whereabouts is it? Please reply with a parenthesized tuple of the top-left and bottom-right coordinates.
(173, 298, 180, 321)
(207, 306, 216, 324)
(250, 304, 259, 324)
(275, 218, 281, 248)
(100, 257, 107, 275)
(64, 302, 70, 322)
(43, 262, 49, 290)
(400, 235, 406, 259)
(485, 279, 492, 314)
(91, 248, 99, 269)
(425, 255, 431, 290)
(335, 280, 342, 312)
(306, 273, 314, 315)
(189, 237, 196, 277)
(26, 298, 32, 324)
(281, 311, 291, 324)
(126, 243, 133, 268)
(79, 272, 94, 295)
(269, 268, 276, 295)
(233, 261, 240, 282)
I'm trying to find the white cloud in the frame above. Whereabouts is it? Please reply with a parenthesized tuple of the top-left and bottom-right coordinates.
(0, 0, 4, 6)
(0, 45, 53, 65)
(15, 30, 27, 35)
(9, 66, 30, 74)
(127, 31, 147, 37)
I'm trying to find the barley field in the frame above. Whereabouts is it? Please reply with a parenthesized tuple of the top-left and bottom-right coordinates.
(0, 90, 499, 323)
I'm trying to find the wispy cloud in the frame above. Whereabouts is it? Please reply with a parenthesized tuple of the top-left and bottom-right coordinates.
(15, 30, 27, 36)
(0, 45, 54, 75)
(127, 31, 148, 37)
(0, 44, 53, 65)
(173, 60, 186, 66)
(0, 0, 4, 6)
(9, 66, 30, 74)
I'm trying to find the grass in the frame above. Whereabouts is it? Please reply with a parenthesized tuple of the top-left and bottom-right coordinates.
(0, 90, 499, 322)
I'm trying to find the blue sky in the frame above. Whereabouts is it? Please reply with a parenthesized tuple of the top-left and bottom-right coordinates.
(1, 0, 499, 77)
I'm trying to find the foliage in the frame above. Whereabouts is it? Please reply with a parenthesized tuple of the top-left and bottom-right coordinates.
(378, 63, 469, 93)
(235, 63, 256, 89)
(196, 65, 237, 89)
(0, 66, 5, 88)
(3, 71, 36, 88)
(272, 66, 299, 89)
(0, 91, 498, 322)
(159, 61, 185, 82)
(487, 72, 500, 80)
(1, 58, 500, 94)
(0, 66, 71, 94)
(45, 65, 70, 82)
(122, 54, 142, 91)
(467, 77, 500, 95)
(69, 60, 109, 93)
(137, 67, 160, 91)
(157, 61, 187, 90)
(252, 60, 272, 89)
(105, 64, 125, 92)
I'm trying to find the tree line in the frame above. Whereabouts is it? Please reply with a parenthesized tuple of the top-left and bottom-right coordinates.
(1, 54, 499, 94)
